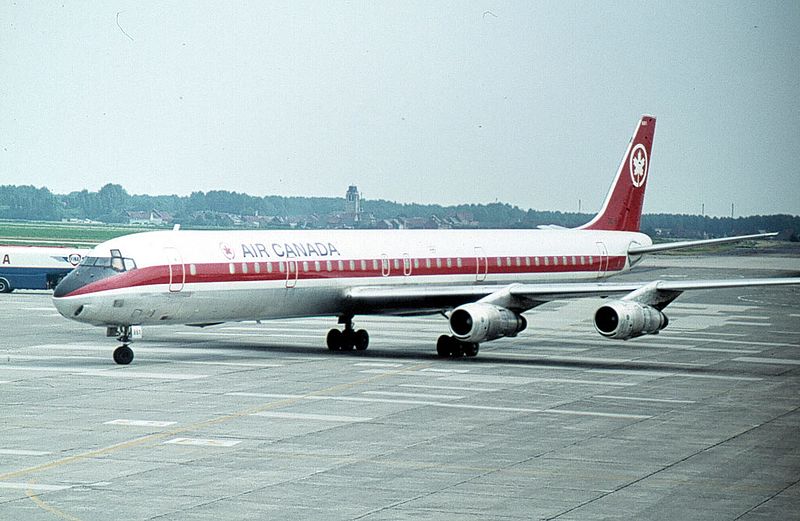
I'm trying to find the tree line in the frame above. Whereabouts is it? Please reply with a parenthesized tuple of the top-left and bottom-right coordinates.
(0, 183, 797, 239)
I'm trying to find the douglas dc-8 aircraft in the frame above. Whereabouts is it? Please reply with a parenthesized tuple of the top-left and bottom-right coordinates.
(53, 115, 799, 364)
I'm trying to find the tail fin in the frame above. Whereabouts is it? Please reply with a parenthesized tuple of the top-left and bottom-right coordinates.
(580, 115, 656, 232)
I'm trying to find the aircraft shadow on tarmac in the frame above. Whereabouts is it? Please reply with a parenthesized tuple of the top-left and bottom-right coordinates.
(137, 335, 773, 378)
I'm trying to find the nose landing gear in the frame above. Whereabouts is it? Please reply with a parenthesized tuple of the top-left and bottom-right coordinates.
(108, 325, 140, 365)
(113, 344, 134, 365)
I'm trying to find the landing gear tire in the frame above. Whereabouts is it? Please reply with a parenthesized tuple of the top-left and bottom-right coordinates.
(354, 329, 369, 351)
(437, 336, 479, 358)
(437, 335, 452, 357)
(327, 329, 343, 351)
(437, 335, 460, 358)
(111, 326, 137, 365)
(463, 343, 479, 357)
(113, 345, 134, 365)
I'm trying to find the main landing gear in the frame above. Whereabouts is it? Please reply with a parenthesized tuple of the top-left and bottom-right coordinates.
(111, 326, 135, 365)
(327, 315, 369, 352)
(437, 335, 479, 358)
(324, 316, 479, 358)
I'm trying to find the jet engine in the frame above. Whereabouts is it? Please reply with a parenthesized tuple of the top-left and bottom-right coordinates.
(593, 300, 669, 340)
(449, 303, 527, 343)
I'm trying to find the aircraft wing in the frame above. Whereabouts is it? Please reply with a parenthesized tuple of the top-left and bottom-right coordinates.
(343, 277, 800, 315)
(343, 282, 643, 315)
(343, 285, 500, 315)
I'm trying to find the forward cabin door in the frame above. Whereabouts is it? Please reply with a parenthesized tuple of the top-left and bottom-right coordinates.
(165, 247, 185, 292)
(595, 242, 609, 279)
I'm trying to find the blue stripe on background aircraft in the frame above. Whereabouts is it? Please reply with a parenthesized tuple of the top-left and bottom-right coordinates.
(52, 115, 799, 364)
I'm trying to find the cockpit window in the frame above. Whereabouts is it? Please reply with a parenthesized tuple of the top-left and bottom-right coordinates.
(78, 255, 137, 272)
(94, 257, 112, 268)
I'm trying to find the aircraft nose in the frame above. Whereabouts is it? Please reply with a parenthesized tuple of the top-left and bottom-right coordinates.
(51, 294, 85, 319)
(53, 272, 81, 298)
(53, 266, 100, 298)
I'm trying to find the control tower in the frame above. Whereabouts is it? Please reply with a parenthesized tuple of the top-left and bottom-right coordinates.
(345, 185, 361, 222)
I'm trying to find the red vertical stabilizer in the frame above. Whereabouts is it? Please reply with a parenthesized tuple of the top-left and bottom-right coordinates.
(580, 115, 656, 232)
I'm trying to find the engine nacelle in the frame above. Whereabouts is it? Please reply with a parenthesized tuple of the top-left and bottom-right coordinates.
(449, 303, 527, 343)
(594, 300, 669, 340)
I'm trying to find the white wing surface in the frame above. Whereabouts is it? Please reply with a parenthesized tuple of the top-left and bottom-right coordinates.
(344, 278, 800, 315)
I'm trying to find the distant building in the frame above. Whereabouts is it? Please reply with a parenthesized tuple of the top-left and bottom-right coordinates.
(127, 210, 171, 226)
(345, 185, 362, 222)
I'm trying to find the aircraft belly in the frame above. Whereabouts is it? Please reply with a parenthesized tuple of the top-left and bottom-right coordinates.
(163, 286, 344, 324)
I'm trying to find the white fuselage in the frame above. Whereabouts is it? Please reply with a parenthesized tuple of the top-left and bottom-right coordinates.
(52, 228, 650, 327)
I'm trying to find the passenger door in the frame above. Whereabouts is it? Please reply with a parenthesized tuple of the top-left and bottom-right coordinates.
(475, 246, 488, 282)
(285, 260, 298, 288)
(595, 242, 609, 279)
(165, 247, 185, 292)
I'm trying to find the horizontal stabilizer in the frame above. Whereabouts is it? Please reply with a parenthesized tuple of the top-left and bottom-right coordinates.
(537, 225, 568, 230)
(628, 233, 777, 255)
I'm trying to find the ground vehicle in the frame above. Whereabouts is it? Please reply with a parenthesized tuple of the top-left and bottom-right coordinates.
(0, 245, 89, 292)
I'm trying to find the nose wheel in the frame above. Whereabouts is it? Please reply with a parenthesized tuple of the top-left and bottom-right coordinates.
(327, 315, 369, 352)
(113, 345, 134, 365)
(112, 326, 136, 365)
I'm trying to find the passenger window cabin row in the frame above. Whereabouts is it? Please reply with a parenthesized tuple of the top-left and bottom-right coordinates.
(185, 255, 600, 277)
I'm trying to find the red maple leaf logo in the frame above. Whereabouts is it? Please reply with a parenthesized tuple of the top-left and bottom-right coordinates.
(220, 242, 235, 260)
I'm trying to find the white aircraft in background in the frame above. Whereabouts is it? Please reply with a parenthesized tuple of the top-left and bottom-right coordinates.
(0, 245, 88, 292)
(53, 115, 798, 364)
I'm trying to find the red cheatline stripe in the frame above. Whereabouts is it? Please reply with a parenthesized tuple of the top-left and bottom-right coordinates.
(62, 255, 627, 297)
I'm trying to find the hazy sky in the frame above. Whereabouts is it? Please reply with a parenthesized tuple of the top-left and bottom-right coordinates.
(2, 1, 798, 217)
